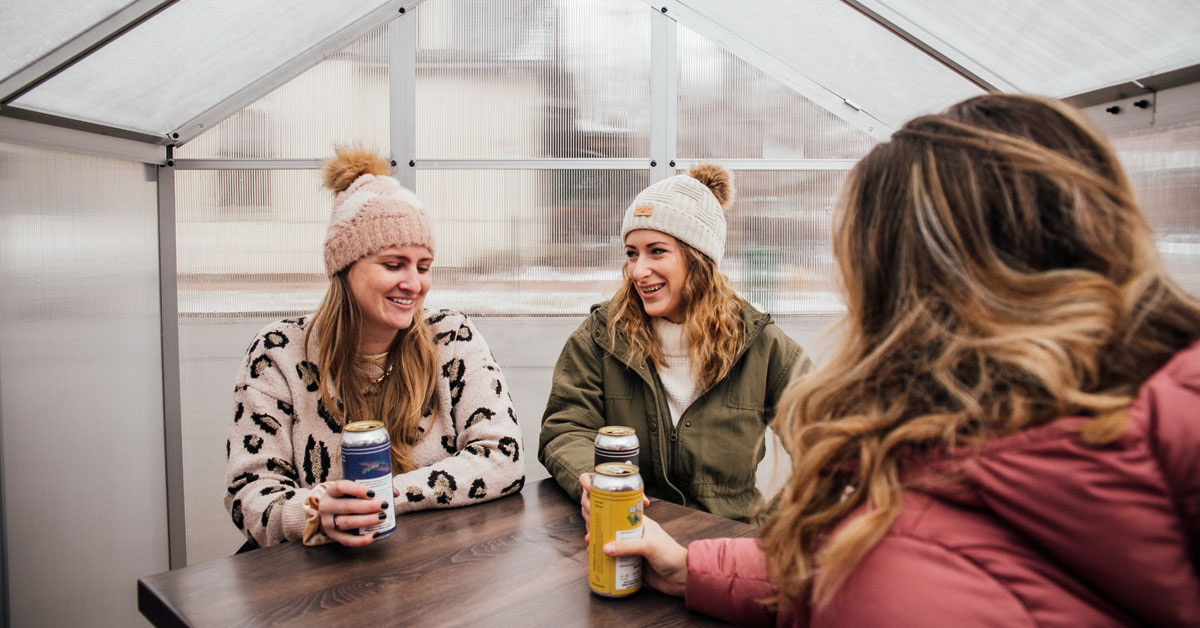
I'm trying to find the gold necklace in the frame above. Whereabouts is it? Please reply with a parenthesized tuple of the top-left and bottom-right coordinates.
(363, 352, 392, 385)
(371, 363, 394, 384)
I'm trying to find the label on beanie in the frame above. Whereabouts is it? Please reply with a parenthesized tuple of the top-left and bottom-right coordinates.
(634, 204, 654, 216)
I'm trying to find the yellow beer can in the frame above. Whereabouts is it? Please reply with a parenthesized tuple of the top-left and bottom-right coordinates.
(588, 462, 644, 597)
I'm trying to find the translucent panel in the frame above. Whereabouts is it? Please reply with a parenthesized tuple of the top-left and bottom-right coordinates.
(717, 170, 847, 316)
(676, 0, 981, 131)
(1110, 121, 1200, 296)
(415, 0, 651, 158)
(177, 25, 390, 159)
(0, 0, 134, 82)
(418, 169, 648, 313)
(13, 0, 393, 135)
(677, 26, 877, 160)
(865, 0, 1200, 96)
(0, 143, 166, 627)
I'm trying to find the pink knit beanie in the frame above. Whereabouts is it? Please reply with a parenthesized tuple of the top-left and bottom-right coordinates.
(322, 147, 434, 277)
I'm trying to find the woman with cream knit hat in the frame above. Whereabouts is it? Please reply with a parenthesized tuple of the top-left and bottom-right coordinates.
(538, 164, 811, 522)
(224, 147, 524, 549)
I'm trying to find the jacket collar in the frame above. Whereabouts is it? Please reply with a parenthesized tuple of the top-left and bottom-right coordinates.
(590, 299, 771, 370)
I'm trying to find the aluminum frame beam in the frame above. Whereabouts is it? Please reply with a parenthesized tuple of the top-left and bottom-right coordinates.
(645, 0, 892, 141)
(171, 0, 422, 145)
(0, 0, 179, 104)
(156, 164, 187, 569)
(0, 116, 167, 164)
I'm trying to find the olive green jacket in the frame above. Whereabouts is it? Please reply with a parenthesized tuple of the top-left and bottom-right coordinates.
(538, 301, 810, 520)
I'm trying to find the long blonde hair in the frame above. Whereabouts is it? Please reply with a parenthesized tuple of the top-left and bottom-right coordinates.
(760, 94, 1200, 608)
(305, 274, 438, 472)
(608, 240, 745, 390)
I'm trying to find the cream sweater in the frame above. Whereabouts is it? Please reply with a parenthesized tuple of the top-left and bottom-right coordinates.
(653, 318, 701, 426)
(224, 309, 524, 547)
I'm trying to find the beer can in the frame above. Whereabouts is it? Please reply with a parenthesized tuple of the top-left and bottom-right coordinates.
(594, 426, 639, 467)
(340, 420, 396, 538)
(588, 462, 644, 597)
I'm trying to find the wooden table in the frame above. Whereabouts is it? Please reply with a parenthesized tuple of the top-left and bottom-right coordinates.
(138, 478, 756, 627)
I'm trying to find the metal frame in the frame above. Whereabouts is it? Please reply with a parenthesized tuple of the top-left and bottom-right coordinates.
(646, 0, 892, 141)
(173, 158, 322, 170)
(650, 8, 678, 183)
(156, 164, 187, 570)
(675, 158, 857, 171)
(0, 0, 179, 104)
(0, 334, 7, 628)
(1064, 63, 1200, 109)
(391, 9, 418, 189)
(0, 116, 166, 164)
(839, 0, 1009, 94)
(171, 0, 420, 145)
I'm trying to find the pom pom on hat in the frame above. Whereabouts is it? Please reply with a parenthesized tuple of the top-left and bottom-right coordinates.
(322, 146, 434, 276)
(620, 162, 734, 264)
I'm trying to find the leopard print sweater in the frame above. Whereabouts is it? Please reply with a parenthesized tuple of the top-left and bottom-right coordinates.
(224, 309, 524, 547)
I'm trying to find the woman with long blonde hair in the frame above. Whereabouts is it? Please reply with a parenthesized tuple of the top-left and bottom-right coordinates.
(538, 164, 811, 522)
(225, 147, 524, 549)
(604, 94, 1200, 626)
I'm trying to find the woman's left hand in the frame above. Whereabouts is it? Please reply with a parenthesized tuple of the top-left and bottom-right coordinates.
(601, 515, 688, 597)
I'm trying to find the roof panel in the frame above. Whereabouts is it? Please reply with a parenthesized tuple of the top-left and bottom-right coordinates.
(11, 0, 394, 137)
(671, 0, 983, 131)
(864, 0, 1200, 97)
(0, 0, 137, 83)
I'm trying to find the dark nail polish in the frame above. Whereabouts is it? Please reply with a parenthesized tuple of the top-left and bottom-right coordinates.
(378, 513, 386, 520)
(365, 490, 375, 498)
(373, 531, 382, 538)
(381, 501, 389, 509)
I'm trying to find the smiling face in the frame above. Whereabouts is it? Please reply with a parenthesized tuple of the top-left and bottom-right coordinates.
(624, 229, 689, 323)
(345, 245, 433, 354)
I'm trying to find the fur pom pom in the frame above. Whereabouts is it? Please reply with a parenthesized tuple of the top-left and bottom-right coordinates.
(688, 162, 734, 209)
(323, 147, 391, 193)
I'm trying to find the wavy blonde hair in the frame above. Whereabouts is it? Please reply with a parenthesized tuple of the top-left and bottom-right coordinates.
(306, 274, 438, 473)
(608, 240, 745, 390)
(759, 93, 1200, 609)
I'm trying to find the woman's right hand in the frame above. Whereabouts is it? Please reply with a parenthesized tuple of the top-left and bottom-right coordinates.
(318, 480, 391, 547)
(579, 472, 650, 541)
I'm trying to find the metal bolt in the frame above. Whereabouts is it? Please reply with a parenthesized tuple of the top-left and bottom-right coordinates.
(166, 159, 175, 167)
(398, 7, 405, 14)
(650, 160, 657, 167)
(1133, 99, 1151, 109)
(408, 160, 415, 167)
(390, 159, 397, 167)
(669, 160, 675, 167)
(171, 132, 179, 139)
(661, 6, 668, 12)
(1106, 105, 1121, 115)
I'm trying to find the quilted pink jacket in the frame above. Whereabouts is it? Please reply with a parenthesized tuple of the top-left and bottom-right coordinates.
(685, 341, 1200, 627)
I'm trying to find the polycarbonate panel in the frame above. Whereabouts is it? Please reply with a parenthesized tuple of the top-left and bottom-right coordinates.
(13, 0, 393, 135)
(0, 143, 166, 627)
(675, 0, 981, 131)
(714, 170, 847, 316)
(677, 26, 877, 160)
(863, 0, 1200, 97)
(418, 169, 649, 313)
(414, 0, 651, 158)
(0, 0, 134, 82)
(1110, 121, 1200, 296)
(177, 25, 390, 159)
(175, 169, 328, 315)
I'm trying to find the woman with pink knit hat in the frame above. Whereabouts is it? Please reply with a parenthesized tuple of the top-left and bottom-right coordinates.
(538, 164, 812, 523)
(224, 147, 524, 549)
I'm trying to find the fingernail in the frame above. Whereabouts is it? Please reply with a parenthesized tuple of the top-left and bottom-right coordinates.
(381, 501, 389, 509)
(378, 513, 386, 520)
(373, 531, 382, 538)
(604, 543, 615, 554)
(366, 490, 375, 498)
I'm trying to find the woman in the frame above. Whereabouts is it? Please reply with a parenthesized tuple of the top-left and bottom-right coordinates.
(606, 94, 1200, 626)
(538, 164, 811, 522)
(225, 147, 524, 548)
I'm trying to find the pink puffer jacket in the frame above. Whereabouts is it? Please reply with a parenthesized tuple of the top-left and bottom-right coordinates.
(686, 341, 1200, 627)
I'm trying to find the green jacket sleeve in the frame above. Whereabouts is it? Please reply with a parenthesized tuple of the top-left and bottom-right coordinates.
(762, 324, 813, 426)
(538, 319, 606, 501)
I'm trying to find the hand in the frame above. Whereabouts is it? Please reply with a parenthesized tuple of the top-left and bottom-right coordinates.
(579, 473, 650, 541)
(602, 516, 687, 597)
(318, 480, 391, 547)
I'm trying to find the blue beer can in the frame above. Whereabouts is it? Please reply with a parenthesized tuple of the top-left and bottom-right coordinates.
(341, 420, 396, 538)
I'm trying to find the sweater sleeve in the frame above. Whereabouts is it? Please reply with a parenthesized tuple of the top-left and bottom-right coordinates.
(538, 318, 607, 501)
(390, 314, 525, 510)
(224, 326, 314, 547)
(685, 538, 785, 628)
(763, 325, 812, 424)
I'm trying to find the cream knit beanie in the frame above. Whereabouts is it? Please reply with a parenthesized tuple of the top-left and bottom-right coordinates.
(322, 147, 434, 277)
(620, 163, 734, 264)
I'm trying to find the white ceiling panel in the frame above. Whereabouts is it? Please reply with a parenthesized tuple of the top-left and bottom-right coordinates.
(0, 0, 137, 83)
(11, 0, 395, 137)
